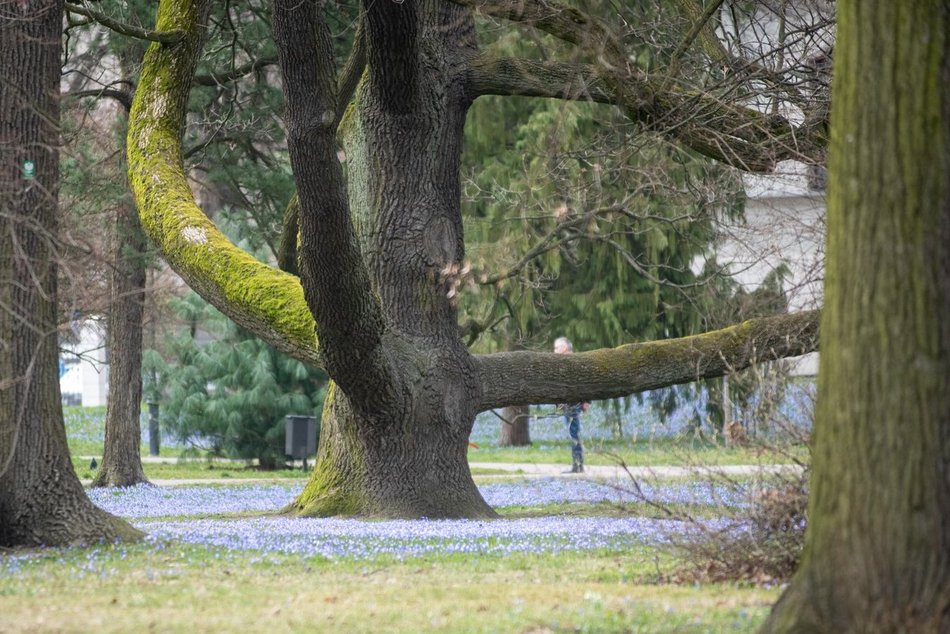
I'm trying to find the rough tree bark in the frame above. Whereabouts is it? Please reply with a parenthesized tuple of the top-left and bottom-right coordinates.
(762, 2, 950, 632)
(0, 0, 141, 546)
(275, 0, 494, 518)
(128, 0, 821, 519)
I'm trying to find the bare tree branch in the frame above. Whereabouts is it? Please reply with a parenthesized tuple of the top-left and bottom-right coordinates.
(666, 0, 729, 84)
(64, 88, 133, 112)
(456, 0, 625, 64)
(458, 0, 828, 169)
(468, 56, 825, 170)
(64, 2, 185, 44)
(192, 57, 279, 86)
(479, 205, 623, 285)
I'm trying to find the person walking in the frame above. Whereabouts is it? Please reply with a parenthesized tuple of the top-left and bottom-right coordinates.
(554, 336, 588, 473)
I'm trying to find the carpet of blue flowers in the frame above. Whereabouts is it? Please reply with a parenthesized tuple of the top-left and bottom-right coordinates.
(0, 478, 737, 565)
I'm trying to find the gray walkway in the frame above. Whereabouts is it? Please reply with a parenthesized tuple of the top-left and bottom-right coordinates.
(79, 459, 801, 487)
(470, 461, 801, 479)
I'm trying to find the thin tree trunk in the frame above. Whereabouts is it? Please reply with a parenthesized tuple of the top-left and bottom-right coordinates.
(499, 404, 531, 447)
(92, 195, 149, 487)
(0, 0, 141, 546)
(93, 74, 150, 487)
(763, 3, 950, 631)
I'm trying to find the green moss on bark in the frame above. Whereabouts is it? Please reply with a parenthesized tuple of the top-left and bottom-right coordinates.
(763, 2, 950, 631)
(285, 383, 368, 517)
(126, 0, 320, 367)
(478, 311, 819, 409)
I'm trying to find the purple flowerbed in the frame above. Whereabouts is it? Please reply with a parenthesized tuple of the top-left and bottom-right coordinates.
(85, 479, 746, 520)
(136, 515, 724, 561)
(87, 483, 298, 519)
(481, 478, 746, 509)
(63, 479, 745, 561)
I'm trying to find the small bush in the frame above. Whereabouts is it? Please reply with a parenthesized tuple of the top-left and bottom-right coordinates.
(618, 372, 813, 585)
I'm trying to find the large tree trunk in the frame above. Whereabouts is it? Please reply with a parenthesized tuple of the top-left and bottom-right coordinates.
(763, 3, 950, 632)
(92, 195, 149, 487)
(278, 1, 494, 518)
(0, 0, 142, 546)
(498, 404, 531, 447)
(286, 377, 494, 519)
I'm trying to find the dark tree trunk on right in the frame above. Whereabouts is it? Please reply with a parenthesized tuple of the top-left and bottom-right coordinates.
(763, 2, 950, 631)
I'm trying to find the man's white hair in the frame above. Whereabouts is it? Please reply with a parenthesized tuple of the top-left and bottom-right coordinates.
(554, 336, 573, 352)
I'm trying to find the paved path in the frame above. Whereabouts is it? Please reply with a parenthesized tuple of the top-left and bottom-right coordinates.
(470, 461, 801, 479)
(79, 460, 801, 487)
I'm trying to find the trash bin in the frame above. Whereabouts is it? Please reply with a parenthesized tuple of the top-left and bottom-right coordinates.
(285, 415, 318, 469)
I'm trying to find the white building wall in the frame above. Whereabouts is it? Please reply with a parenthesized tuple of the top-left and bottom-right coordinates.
(713, 2, 833, 376)
(715, 164, 825, 376)
(59, 320, 109, 407)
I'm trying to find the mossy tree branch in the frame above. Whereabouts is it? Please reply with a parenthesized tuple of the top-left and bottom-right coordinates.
(126, 0, 320, 367)
(467, 56, 614, 102)
(468, 55, 824, 171)
(475, 310, 820, 410)
(458, 0, 625, 63)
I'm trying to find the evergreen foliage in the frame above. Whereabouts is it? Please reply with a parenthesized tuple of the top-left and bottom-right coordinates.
(459, 20, 748, 353)
(459, 18, 792, 436)
(144, 291, 328, 468)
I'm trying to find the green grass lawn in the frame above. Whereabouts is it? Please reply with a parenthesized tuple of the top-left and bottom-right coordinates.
(0, 542, 776, 633)
(70, 442, 804, 483)
(72, 457, 307, 482)
(469, 437, 808, 467)
(66, 407, 809, 477)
